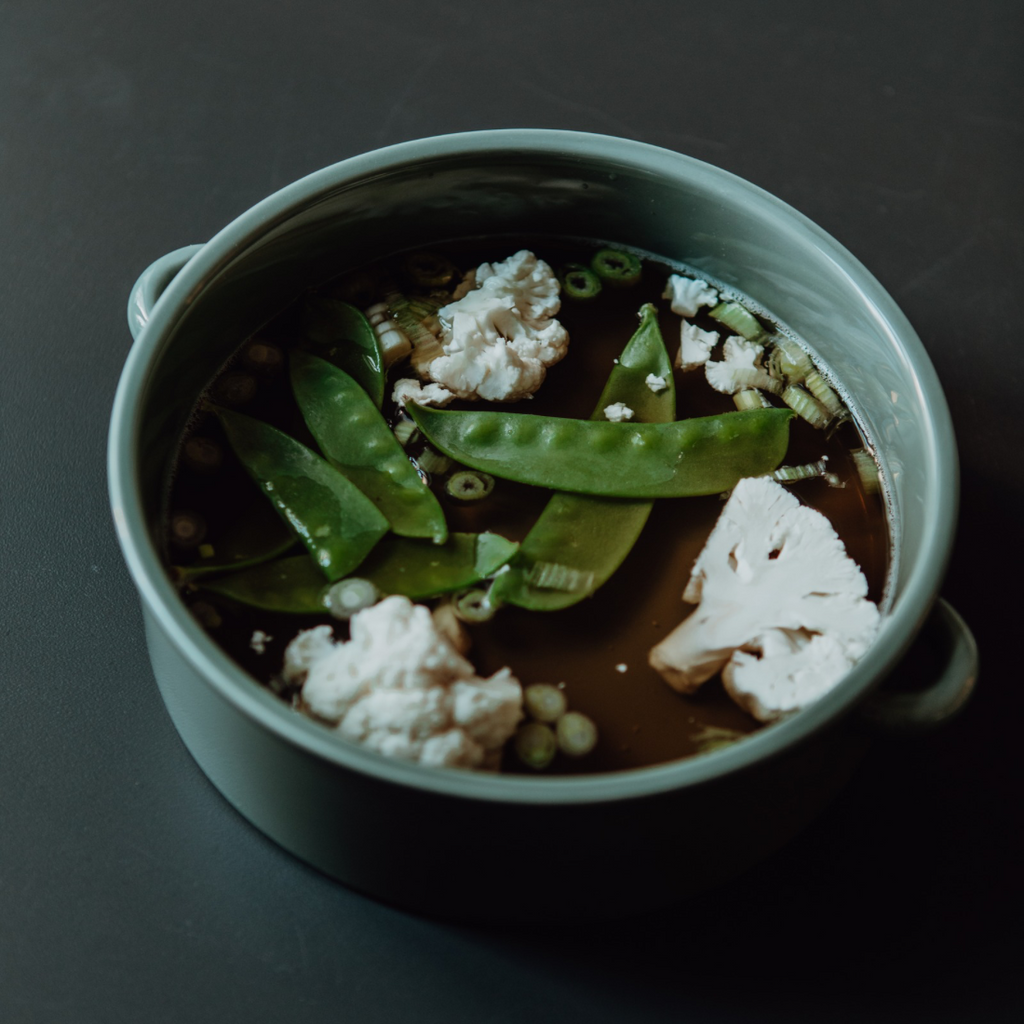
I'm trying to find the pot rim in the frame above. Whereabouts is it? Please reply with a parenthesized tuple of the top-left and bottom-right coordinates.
(108, 128, 958, 806)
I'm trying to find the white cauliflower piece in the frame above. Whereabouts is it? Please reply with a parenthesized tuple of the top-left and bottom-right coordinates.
(676, 320, 720, 371)
(283, 596, 523, 769)
(705, 335, 770, 394)
(421, 250, 569, 402)
(649, 477, 880, 722)
(391, 378, 455, 408)
(663, 274, 719, 317)
(603, 402, 634, 422)
(645, 373, 669, 393)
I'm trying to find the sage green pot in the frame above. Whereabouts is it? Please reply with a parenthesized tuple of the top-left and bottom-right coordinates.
(109, 130, 977, 922)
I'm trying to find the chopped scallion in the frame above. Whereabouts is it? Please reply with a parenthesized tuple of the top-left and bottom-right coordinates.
(782, 384, 830, 429)
(851, 448, 881, 494)
(709, 301, 765, 341)
(514, 722, 558, 770)
(325, 577, 379, 620)
(733, 388, 770, 411)
(561, 264, 602, 300)
(445, 470, 495, 501)
(590, 248, 642, 287)
(392, 417, 419, 446)
(523, 683, 568, 723)
(416, 446, 452, 476)
(454, 588, 496, 623)
(555, 712, 598, 758)
(805, 369, 845, 417)
(405, 251, 459, 288)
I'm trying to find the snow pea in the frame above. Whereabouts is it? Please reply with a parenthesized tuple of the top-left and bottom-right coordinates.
(302, 297, 385, 408)
(290, 352, 447, 544)
(491, 303, 674, 610)
(217, 408, 389, 582)
(174, 498, 298, 582)
(200, 532, 517, 610)
(407, 405, 794, 499)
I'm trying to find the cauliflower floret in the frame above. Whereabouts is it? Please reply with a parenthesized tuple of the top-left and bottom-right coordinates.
(645, 373, 669, 393)
(676, 320, 720, 371)
(705, 335, 773, 394)
(284, 596, 523, 768)
(392, 378, 455, 408)
(418, 250, 569, 403)
(603, 402, 634, 422)
(663, 274, 719, 317)
(649, 477, 880, 722)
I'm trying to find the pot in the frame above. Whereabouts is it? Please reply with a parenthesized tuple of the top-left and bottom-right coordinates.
(109, 130, 977, 923)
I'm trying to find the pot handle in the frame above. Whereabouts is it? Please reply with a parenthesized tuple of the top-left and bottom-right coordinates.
(860, 598, 978, 732)
(127, 244, 204, 341)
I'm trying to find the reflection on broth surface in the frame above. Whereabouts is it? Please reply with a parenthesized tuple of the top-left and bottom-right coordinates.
(166, 240, 890, 774)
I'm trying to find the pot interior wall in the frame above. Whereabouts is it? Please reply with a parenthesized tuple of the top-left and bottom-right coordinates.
(139, 148, 937, 599)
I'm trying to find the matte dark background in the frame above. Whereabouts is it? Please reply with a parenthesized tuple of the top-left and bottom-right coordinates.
(2, 1, 1020, 1021)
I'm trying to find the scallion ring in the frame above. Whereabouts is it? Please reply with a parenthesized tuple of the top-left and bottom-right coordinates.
(445, 470, 495, 501)
(561, 264, 602, 300)
(590, 248, 642, 287)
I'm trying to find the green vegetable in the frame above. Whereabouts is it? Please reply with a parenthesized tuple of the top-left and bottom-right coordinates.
(445, 470, 494, 501)
(290, 352, 447, 544)
(523, 683, 567, 723)
(590, 248, 642, 287)
(200, 531, 518, 611)
(201, 555, 330, 613)
(709, 300, 765, 341)
(408, 403, 794, 499)
(324, 577, 379, 619)
(781, 383, 830, 428)
(358, 531, 518, 599)
(454, 588, 496, 622)
(175, 499, 297, 581)
(217, 408, 389, 582)
(514, 722, 558, 770)
(556, 712, 598, 757)
(302, 297, 385, 408)
(561, 264, 602, 301)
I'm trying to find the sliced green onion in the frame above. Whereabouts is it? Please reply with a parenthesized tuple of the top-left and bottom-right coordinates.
(212, 371, 257, 406)
(392, 417, 419, 446)
(733, 389, 770, 411)
(523, 683, 568, 723)
(561, 264, 602, 300)
(709, 301, 765, 342)
(324, 577, 379, 620)
(782, 384, 830, 429)
(170, 511, 207, 548)
(805, 368, 845, 417)
(182, 435, 224, 474)
(555, 712, 598, 757)
(515, 722, 558, 770)
(590, 248, 642, 287)
(416, 446, 452, 475)
(728, 368, 784, 396)
(241, 340, 284, 374)
(446, 470, 495, 501)
(771, 458, 829, 482)
(454, 588, 496, 623)
(386, 291, 445, 371)
(198, 543, 216, 559)
(525, 561, 596, 594)
(405, 251, 459, 288)
(190, 600, 223, 629)
(769, 335, 814, 382)
(851, 448, 881, 494)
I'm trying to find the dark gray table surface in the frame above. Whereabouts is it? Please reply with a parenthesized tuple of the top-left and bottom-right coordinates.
(3, 2, 1021, 1021)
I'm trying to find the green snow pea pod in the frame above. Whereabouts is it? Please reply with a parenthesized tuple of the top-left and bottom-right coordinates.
(491, 303, 674, 610)
(358, 531, 518, 599)
(302, 297, 385, 407)
(174, 498, 298, 582)
(200, 531, 517, 611)
(201, 554, 329, 613)
(407, 405, 794, 499)
(217, 408, 389, 582)
(290, 352, 447, 544)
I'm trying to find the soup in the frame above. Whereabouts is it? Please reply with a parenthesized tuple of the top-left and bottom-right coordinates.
(164, 241, 889, 774)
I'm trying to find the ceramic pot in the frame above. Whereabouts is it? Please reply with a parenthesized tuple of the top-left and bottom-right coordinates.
(109, 130, 977, 922)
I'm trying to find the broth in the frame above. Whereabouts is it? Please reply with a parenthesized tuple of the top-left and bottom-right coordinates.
(165, 240, 890, 774)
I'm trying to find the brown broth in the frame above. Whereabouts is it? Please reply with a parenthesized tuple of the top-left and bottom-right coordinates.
(165, 240, 890, 774)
